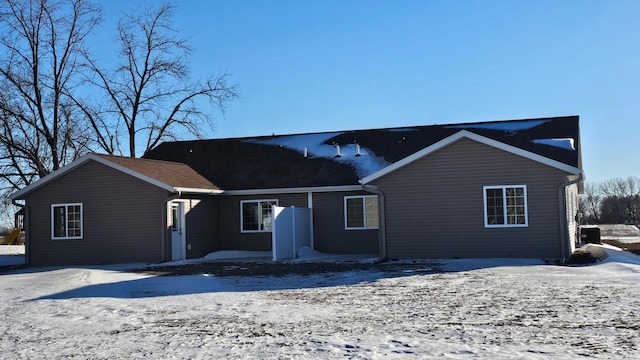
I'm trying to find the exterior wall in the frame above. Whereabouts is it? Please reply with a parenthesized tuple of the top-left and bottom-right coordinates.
(219, 193, 308, 251)
(217, 191, 379, 255)
(565, 182, 580, 253)
(372, 138, 572, 259)
(24, 161, 169, 266)
(182, 196, 220, 259)
(312, 191, 379, 254)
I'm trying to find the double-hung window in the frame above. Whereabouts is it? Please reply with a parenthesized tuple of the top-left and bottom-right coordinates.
(345, 195, 379, 230)
(51, 203, 83, 239)
(241, 200, 278, 232)
(483, 185, 528, 227)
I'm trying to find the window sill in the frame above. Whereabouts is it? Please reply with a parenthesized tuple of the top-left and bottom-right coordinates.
(484, 225, 528, 228)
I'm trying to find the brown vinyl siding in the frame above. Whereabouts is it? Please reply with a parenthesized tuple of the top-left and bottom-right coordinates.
(219, 193, 308, 251)
(182, 196, 220, 258)
(312, 191, 379, 254)
(372, 138, 571, 259)
(24, 161, 170, 266)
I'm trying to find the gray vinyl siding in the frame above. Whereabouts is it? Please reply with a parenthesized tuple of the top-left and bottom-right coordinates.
(182, 196, 220, 259)
(219, 193, 308, 251)
(311, 191, 379, 254)
(372, 138, 572, 259)
(24, 161, 169, 266)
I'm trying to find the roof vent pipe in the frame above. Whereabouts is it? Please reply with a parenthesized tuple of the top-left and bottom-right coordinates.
(335, 144, 342, 158)
(355, 144, 361, 157)
(303, 147, 308, 158)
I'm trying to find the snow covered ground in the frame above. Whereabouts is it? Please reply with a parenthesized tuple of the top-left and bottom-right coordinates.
(583, 224, 640, 244)
(1, 245, 639, 359)
(0, 245, 25, 266)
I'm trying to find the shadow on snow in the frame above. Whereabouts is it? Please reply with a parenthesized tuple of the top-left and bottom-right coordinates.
(24, 258, 552, 300)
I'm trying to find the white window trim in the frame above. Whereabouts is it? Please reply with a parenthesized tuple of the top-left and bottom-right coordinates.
(483, 185, 528, 228)
(240, 199, 278, 233)
(344, 195, 379, 230)
(51, 203, 83, 240)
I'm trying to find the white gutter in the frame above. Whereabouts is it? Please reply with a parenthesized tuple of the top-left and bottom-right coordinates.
(174, 187, 223, 195)
(222, 185, 363, 196)
(558, 171, 585, 263)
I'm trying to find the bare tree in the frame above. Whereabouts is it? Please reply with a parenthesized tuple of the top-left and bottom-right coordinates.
(0, 0, 101, 198)
(599, 176, 640, 223)
(83, 2, 237, 157)
(579, 182, 602, 224)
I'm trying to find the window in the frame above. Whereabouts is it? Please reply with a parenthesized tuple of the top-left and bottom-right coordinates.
(241, 200, 278, 232)
(345, 195, 379, 230)
(171, 203, 180, 231)
(483, 186, 528, 227)
(51, 203, 83, 239)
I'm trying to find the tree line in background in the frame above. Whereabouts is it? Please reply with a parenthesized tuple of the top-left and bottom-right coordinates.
(0, 0, 236, 221)
(579, 176, 640, 225)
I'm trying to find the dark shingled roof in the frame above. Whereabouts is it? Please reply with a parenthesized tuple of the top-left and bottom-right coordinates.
(143, 116, 581, 190)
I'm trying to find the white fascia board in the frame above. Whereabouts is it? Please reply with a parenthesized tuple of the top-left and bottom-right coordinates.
(92, 158, 221, 195)
(10, 153, 179, 200)
(10, 154, 96, 200)
(360, 130, 583, 184)
(88, 154, 177, 192)
(222, 185, 363, 196)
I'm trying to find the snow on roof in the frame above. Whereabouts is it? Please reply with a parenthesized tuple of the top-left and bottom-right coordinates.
(446, 119, 549, 131)
(247, 132, 391, 178)
(531, 138, 576, 151)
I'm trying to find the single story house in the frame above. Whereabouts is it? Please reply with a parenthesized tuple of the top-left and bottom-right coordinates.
(10, 116, 584, 266)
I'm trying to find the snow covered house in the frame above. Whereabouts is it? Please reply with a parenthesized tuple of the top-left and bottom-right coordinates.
(10, 116, 584, 266)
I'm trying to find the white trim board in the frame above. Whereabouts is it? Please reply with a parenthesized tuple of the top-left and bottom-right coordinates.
(222, 185, 364, 196)
(10, 153, 216, 200)
(360, 130, 583, 184)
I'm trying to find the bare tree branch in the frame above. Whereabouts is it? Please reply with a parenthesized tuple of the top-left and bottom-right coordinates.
(0, 0, 102, 195)
(86, 2, 237, 157)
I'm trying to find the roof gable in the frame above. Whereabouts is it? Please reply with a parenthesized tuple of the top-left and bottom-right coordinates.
(92, 154, 220, 192)
(10, 154, 220, 200)
(360, 130, 583, 184)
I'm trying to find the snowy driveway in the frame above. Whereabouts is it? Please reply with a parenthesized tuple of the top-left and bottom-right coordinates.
(1, 246, 639, 359)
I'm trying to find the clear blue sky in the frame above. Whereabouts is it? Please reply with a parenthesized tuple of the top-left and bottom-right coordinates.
(98, 0, 640, 184)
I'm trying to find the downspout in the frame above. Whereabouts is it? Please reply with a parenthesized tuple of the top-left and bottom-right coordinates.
(362, 184, 387, 261)
(558, 172, 584, 263)
(12, 199, 29, 265)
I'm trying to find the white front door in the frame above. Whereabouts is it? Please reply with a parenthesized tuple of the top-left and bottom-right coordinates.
(171, 202, 185, 261)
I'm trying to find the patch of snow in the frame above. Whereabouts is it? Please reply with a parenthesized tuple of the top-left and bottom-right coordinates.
(297, 245, 326, 258)
(203, 250, 272, 261)
(247, 132, 391, 178)
(531, 138, 575, 150)
(605, 236, 640, 244)
(446, 120, 548, 131)
(294, 246, 378, 263)
(588, 224, 640, 237)
(581, 224, 640, 243)
(2, 249, 640, 358)
(0, 245, 24, 266)
(0, 244, 24, 255)
(439, 257, 546, 272)
(588, 243, 640, 265)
